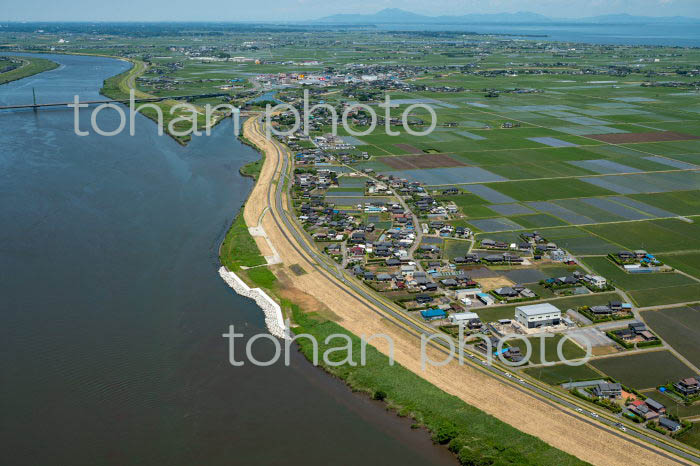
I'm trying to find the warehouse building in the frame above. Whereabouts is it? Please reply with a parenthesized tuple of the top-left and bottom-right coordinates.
(515, 303, 561, 329)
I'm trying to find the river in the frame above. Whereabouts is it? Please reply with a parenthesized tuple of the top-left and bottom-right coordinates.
(0, 53, 456, 466)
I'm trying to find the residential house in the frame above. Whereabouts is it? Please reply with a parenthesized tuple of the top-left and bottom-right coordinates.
(617, 251, 636, 261)
(415, 294, 433, 304)
(550, 249, 566, 262)
(440, 278, 458, 287)
(494, 287, 519, 298)
(424, 282, 439, 292)
(674, 377, 700, 396)
(645, 398, 666, 414)
(592, 381, 622, 399)
(659, 417, 681, 432)
(585, 275, 607, 288)
(629, 400, 659, 420)
(589, 305, 613, 315)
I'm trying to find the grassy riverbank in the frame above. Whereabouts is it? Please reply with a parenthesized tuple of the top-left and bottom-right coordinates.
(238, 134, 265, 179)
(0, 56, 58, 85)
(219, 210, 278, 290)
(290, 303, 586, 466)
(219, 214, 584, 464)
(100, 57, 227, 145)
(220, 212, 267, 270)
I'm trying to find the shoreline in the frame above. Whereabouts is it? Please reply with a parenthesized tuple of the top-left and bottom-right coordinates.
(218, 266, 286, 338)
(0, 55, 59, 86)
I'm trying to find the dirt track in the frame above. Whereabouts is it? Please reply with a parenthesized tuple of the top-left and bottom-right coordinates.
(240, 117, 688, 466)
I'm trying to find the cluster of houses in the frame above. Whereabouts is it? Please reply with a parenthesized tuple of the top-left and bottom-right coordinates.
(612, 322, 659, 343)
(578, 379, 691, 433)
(294, 169, 337, 192)
(492, 285, 537, 300)
(628, 398, 667, 421)
(475, 336, 525, 362)
(615, 250, 665, 272)
(586, 300, 632, 316)
(544, 271, 608, 291)
(478, 233, 574, 263)
(450, 252, 525, 266)
(423, 220, 471, 239)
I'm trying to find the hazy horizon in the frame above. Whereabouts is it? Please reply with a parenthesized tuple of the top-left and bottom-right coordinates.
(2, 0, 699, 23)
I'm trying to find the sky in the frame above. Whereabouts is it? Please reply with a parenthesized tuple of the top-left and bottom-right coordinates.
(2, 0, 699, 22)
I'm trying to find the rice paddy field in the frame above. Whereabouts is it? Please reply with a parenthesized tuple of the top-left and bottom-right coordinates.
(641, 306, 700, 368)
(582, 257, 700, 307)
(677, 423, 700, 451)
(316, 53, 700, 310)
(524, 363, 602, 386)
(589, 351, 695, 390)
(509, 334, 587, 366)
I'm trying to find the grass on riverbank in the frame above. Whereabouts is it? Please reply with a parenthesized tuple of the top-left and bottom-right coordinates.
(100, 58, 227, 145)
(238, 134, 265, 180)
(217, 206, 583, 464)
(289, 303, 586, 466)
(219, 210, 277, 290)
(0, 56, 58, 85)
(220, 212, 267, 269)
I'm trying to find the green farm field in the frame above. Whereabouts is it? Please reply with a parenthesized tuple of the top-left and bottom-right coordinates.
(660, 252, 700, 280)
(0, 55, 58, 85)
(583, 257, 700, 307)
(524, 363, 602, 386)
(678, 423, 700, 451)
(584, 219, 700, 254)
(474, 292, 621, 322)
(641, 306, 700, 368)
(589, 351, 694, 390)
(509, 334, 587, 366)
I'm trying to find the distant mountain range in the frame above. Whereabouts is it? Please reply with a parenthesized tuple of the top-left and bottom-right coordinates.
(315, 8, 699, 24)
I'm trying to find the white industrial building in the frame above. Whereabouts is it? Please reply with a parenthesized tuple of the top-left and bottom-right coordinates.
(515, 303, 562, 329)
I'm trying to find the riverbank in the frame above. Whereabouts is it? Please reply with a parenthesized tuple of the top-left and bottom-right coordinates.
(218, 266, 285, 338)
(237, 132, 265, 179)
(0, 56, 58, 85)
(218, 117, 688, 466)
(98, 56, 231, 146)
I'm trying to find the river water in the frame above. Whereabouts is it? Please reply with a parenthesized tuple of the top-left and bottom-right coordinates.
(0, 53, 456, 466)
